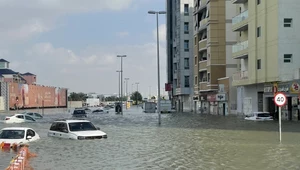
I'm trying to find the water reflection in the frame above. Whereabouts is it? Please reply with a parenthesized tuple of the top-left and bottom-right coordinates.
(0, 107, 300, 170)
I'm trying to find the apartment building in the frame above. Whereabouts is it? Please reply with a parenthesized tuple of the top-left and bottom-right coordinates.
(193, 0, 237, 115)
(166, 0, 194, 112)
(232, 0, 300, 117)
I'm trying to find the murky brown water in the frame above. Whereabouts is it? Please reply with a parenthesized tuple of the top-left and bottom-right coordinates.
(1, 107, 300, 170)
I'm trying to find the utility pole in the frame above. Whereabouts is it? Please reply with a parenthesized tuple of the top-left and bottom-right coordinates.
(117, 55, 127, 114)
(135, 82, 139, 105)
(125, 78, 129, 109)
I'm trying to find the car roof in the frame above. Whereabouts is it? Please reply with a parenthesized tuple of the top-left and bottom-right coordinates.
(1, 127, 31, 130)
(13, 114, 25, 116)
(53, 119, 91, 123)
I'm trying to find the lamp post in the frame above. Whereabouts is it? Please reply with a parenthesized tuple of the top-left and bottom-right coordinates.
(116, 70, 121, 102)
(117, 55, 127, 114)
(125, 78, 129, 109)
(148, 10, 166, 125)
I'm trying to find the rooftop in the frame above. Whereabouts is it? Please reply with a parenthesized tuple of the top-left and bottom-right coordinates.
(22, 72, 36, 76)
(0, 69, 17, 75)
(0, 59, 9, 63)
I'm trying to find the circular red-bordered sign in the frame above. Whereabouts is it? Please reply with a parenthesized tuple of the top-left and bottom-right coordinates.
(274, 92, 287, 107)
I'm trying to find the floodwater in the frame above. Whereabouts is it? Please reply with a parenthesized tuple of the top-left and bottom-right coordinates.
(1, 106, 300, 170)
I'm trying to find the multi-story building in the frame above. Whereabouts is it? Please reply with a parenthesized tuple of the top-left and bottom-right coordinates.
(193, 0, 237, 115)
(232, 0, 300, 117)
(166, 0, 194, 112)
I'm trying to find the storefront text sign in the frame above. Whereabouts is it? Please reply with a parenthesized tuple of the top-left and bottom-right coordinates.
(216, 94, 226, 101)
(207, 94, 216, 102)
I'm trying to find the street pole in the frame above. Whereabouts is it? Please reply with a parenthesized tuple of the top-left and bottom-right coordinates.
(148, 10, 166, 125)
(125, 78, 129, 109)
(117, 55, 127, 114)
(136, 82, 139, 105)
(116, 70, 121, 103)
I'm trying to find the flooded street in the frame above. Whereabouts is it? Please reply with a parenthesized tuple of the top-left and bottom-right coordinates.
(1, 107, 300, 170)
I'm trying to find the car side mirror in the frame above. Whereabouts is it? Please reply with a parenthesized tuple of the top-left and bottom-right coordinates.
(62, 129, 68, 133)
(26, 136, 32, 140)
(96, 127, 100, 130)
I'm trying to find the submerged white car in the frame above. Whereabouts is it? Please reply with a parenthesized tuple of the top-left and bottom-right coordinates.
(48, 119, 107, 140)
(245, 112, 273, 121)
(3, 114, 36, 124)
(0, 127, 40, 144)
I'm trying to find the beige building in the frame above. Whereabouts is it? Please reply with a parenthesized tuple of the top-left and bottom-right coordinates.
(193, 0, 237, 115)
(232, 0, 300, 116)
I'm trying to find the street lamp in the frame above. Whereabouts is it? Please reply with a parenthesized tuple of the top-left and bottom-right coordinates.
(135, 82, 139, 105)
(125, 78, 129, 109)
(117, 55, 127, 114)
(116, 70, 121, 102)
(148, 10, 166, 125)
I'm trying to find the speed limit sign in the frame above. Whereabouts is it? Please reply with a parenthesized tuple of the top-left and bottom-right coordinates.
(274, 92, 287, 107)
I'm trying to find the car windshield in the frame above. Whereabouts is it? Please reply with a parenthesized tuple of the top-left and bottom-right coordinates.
(257, 113, 271, 117)
(0, 130, 25, 139)
(73, 110, 86, 115)
(68, 122, 97, 131)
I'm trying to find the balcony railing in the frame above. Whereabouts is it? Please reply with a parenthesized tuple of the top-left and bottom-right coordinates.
(199, 18, 208, 28)
(232, 40, 248, 53)
(232, 70, 248, 81)
(232, 10, 248, 25)
(198, 39, 207, 50)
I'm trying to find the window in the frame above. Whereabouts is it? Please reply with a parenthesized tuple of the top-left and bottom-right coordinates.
(184, 58, 189, 69)
(184, 40, 189, 51)
(26, 129, 35, 137)
(257, 0, 261, 5)
(257, 59, 261, 69)
(173, 63, 177, 71)
(184, 76, 190, 87)
(16, 115, 24, 119)
(184, 22, 189, 34)
(194, 56, 197, 65)
(257, 27, 261, 37)
(207, 73, 210, 83)
(184, 4, 189, 15)
(194, 37, 197, 45)
(195, 76, 198, 85)
(284, 18, 292, 27)
(284, 54, 292, 63)
(50, 123, 58, 131)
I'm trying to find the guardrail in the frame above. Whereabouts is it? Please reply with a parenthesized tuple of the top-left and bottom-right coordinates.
(2, 143, 37, 170)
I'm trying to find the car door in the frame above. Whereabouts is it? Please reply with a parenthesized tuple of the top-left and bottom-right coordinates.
(15, 115, 25, 123)
(49, 122, 59, 137)
(25, 115, 35, 122)
(57, 123, 70, 139)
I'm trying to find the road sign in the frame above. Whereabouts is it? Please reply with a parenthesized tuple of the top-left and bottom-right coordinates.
(274, 92, 287, 107)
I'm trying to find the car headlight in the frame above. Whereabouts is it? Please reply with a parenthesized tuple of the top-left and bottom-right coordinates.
(77, 136, 85, 140)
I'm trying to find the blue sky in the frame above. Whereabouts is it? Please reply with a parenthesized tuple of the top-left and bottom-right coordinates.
(0, 0, 168, 97)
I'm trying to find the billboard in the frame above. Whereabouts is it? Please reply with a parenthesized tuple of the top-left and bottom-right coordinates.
(9, 83, 67, 109)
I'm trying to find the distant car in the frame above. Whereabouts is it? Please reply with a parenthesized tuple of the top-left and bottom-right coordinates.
(48, 119, 107, 140)
(0, 127, 40, 144)
(245, 112, 273, 121)
(21, 112, 43, 119)
(3, 114, 36, 124)
(92, 108, 109, 114)
(72, 109, 87, 118)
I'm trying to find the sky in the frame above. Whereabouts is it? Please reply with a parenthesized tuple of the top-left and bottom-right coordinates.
(0, 0, 167, 97)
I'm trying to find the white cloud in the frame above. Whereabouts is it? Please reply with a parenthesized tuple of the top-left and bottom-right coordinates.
(153, 24, 166, 43)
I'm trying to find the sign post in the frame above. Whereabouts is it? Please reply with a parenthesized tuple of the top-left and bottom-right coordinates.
(274, 92, 287, 142)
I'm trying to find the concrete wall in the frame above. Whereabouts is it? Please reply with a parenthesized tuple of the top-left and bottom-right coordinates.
(68, 101, 83, 108)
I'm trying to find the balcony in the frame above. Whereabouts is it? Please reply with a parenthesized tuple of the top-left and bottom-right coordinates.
(232, 10, 248, 31)
(232, 40, 248, 59)
(199, 60, 207, 70)
(232, 70, 250, 86)
(231, 0, 248, 4)
(194, 0, 207, 14)
(196, 18, 208, 33)
(199, 82, 208, 91)
(198, 39, 207, 51)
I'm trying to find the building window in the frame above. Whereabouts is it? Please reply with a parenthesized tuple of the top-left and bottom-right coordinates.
(257, 0, 261, 5)
(184, 40, 189, 51)
(194, 56, 197, 65)
(184, 4, 189, 15)
(284, 18, 292, 27)
(184, 76, 190, 87)
(184, 58, 189, 69)
(284, 54, 292, 63)
(194, 37, 197, 45)
(195, 76, 198, 85)
(207, 73, 210, 83)
(257, 59, 261, 69)
(184, 22, 189, 34)
(257, 27, 261, 37)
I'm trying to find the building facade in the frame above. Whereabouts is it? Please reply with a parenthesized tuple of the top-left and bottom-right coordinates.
(232, 0, 300, 116)
(166, 0, 194, 112)
(193, 0, 237, 115)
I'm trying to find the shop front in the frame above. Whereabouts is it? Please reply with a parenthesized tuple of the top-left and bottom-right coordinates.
(199, 94, 208, 114)
(216, 93, 227, 116)
(263, 83, 276, 116)
(265, 80, 300, 120)
(207, 94, 217, 115)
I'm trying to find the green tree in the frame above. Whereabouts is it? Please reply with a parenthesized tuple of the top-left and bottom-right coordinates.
(130, 91, 142, 104)
(68, 92, 88, 101)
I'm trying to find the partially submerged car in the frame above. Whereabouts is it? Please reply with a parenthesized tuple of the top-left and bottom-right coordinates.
(3, 114, 36, 124)
(21, 112, 43, 119)
(48, 119, 107, 140)
(0, 127, 40, 144)
(72, 109, 88, 118)
(245, 112, 273, 121)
